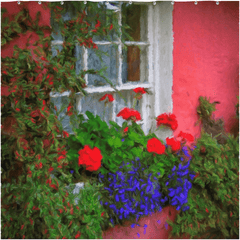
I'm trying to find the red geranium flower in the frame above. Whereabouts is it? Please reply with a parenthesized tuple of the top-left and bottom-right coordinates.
(109, 24, 113, 30)
(156, 113, 178, 131)
(133, 87, 146, 94)
(99, 94, 114, 102)
(147, 138, 166, 155)
(166, 137, 181, 152)
(62, 131, 69, 138)
(178, 131, 194, 142)
(117, 107, 141, 122)
(78, 145, 102, 171)
(123, 127, 128, 133)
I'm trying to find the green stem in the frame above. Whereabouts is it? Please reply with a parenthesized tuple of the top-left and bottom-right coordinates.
(132, 97, 137, 109)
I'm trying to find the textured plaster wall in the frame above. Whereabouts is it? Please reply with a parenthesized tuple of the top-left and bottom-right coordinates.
(172, 1, 239, 140)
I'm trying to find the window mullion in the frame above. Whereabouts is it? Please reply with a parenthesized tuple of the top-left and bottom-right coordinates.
(83, 46, 88, 85)
(118, 2, 123, 87)
(141, 5, 154, 135)
(153, 4, 160, 119)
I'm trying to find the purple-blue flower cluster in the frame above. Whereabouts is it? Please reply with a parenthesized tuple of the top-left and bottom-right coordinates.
(98, 157, 168, 226)
(166, 146, 196, 211)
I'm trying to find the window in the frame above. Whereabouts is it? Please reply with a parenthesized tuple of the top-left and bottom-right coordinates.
(50, 1, 173, 141)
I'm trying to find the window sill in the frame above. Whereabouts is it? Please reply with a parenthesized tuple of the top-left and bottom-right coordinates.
(50, 82, 152, 97)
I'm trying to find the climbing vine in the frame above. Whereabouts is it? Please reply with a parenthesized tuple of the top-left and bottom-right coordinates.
(1, 2, 131, 239)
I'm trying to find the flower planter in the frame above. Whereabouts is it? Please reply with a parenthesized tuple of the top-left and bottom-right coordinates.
(102, 205, 190, 239)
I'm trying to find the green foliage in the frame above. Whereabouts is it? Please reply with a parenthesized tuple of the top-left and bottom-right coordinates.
(1, 2, 132, 239)
(168, 124, 239, 238)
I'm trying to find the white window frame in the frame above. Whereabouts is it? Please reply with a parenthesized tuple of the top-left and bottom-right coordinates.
(50, 2, 173, 141)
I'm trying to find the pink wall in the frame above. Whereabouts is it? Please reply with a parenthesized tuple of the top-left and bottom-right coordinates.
(172, 1, 239, 140)
(1, 1, 50, 59)
(1, 1, 50, 97)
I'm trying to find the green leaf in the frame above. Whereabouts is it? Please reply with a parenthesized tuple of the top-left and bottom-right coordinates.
(130, 147, 142, 158)
(85, 111, 95, 120)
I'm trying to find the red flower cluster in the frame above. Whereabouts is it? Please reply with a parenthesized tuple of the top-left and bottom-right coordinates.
(99, 94, 114, 102)
(166, 137, 181, 152)
(123, 127, 128, 133)
(178, 131, 194, 142)
(156, 113, 178, 130)
(117, 107, 141, 122)
(66, 104, 73, 116)
(62, 130, 69, 138)
(147, 138, 166, 155)
(78, 145, 103, 171)
(133, 87, 147, 100)
(92, 20, 101, 33)
(133, 87, 146, 94)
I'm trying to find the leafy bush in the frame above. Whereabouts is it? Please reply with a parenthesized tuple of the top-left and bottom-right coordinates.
(168, 100, 239, 239)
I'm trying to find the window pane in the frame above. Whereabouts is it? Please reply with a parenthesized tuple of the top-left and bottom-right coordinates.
(88, 45, 118, 87)
(51, 45, 63, 58)
(122, 45, 148, 83)
(122, 3, 148, 42)
(80, 93, 113, 125)
(75, 45, 84, 75)
(91, 2, 119, 42)
(50, 96, 77, 134)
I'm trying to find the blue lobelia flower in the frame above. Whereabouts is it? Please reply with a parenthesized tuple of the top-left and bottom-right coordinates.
(182, 205, 190, 212)
(143, 228, 147, 235)
(157, 220, 161, 224)
(144, 224, 148, 228)
(131, 223, 135, 228)
(122, 138, 125, 142)
(172, 165, 177, 172)
(137, 233, 140, 238)
(176, 205, 181, 211)
(118, 189, 125, 194)
(136, 157, 140, 161)
(70, 170, 74, 174)
(115, 194, 120, 202)
(157, 172, 161, 176)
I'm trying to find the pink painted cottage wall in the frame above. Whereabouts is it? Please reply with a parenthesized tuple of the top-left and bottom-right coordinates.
(1, 1, 238, 239)
(172, 1, 239, 140)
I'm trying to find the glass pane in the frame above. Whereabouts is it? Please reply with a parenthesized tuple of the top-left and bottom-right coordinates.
(87, 45, 118, 87)
(122, 3, 148, 42)
(122, 45, 148, 83)
(51, 3, 77, 41)
(90, 2, 119, 42)
(51, 45, 63, 58)
(80, 93, 113, 125)
(75, 45, 84, 75)
(50, 96, 77, 135)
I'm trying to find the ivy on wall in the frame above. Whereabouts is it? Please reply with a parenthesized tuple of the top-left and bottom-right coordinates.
(1, 2, 132, 239)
